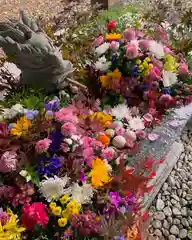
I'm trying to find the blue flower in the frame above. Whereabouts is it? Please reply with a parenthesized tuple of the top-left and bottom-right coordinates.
(37, 155, 63, 177)
(163, 88, 172, 95)
(114, 235, 125, 240)
(45, 97, 60, 112)
(49, 130, 63, 152)
(25, 110, 39, 120)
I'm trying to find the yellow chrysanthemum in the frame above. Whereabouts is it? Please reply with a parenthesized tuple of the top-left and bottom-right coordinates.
(0, 209, 25, 240)
(105, 33, 122, 41)
(88, 157, 111, 188)
(164, 54, 178, 72)
(107, 68, 122, 80)
(10, 116, 30, 137)
(91, 112, 112, 128)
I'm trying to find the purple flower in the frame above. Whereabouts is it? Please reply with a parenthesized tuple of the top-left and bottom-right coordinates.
(109, 192, 121, 207)
(25, 109, 39, 120)
(49, 130, 63, 153)
(45, 97, 60, 112)
(114, 235, 125, 240)
(37, 155, 63, 177)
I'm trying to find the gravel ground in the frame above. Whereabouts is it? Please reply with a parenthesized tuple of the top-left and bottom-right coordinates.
(0, 0, 91, 25)
(148, 123, 192, 240)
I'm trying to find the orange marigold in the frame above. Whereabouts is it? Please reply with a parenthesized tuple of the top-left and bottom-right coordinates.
(97, 134, 110, 147)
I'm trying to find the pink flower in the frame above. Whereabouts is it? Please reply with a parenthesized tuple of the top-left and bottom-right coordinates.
(125, 130, 137, 141)
(83, 148, 95, 167)
(123, 28, 136, 41)
(138, 40, 149, 51)
(21, 202, 49, 231)
(35, 138, 52, 153)
(178, 63, 189, 75)
(109, 41, 119, 51)
(143, 113, 153, 126)
(125, 43, 138, 59)
(164, 47, 174, 55)
(55, 112, 78, 123)
(115, 127, 125, 136)
(149, 67, 161, 80)
(0, 151, 17, 173)
(136, 130, 146, 139)
(152, 59, 163, 70)
(81, 136, 92, 148)
(126, 137, 135, 148)
(101, 148, 114, 161)
(92, 35, 104, 47)
(159, 94, 172, 105)
(61, 122, 77, 136)
(0, 123, 8, 137)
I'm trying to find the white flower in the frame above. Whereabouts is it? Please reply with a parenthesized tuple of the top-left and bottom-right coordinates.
(40, 176, 70, 202)
(10, 104, 24, 115)
(162, 70, 178, 87)
(128, 117, 145, 130)
(111, 103, 131, 120)
(95, 56, 111, 72)
(149, 41, 165, 59)
(95, 42, 110, 56)
(2, 108, 15, 120)
(70, 182, 94, 204)
(3, 62, 21, 79)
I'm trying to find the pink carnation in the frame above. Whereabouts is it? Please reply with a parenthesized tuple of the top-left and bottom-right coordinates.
(178, 63, 189, 75)
(81, 136, 92, 148)
(61, 122, 77, 136)
(149, 67, 161, 80)
(115, 127, 125, 136)
(136, 130, 146, 139)
(92, 35, 104, 47)
(152, 59, 163, 70)
(35, 138, 52, 153)
(138, 40, 149, 51)
(125, 130, 137, 142)
(55, 112, 78, 123)
(109, 41, 120, 51)
(101, 148, 114, 161)
(125, 43, 138, 59)
(0, 151, 17, 173)
(123, 28, 136, 41)
(21, 202, 49, 231)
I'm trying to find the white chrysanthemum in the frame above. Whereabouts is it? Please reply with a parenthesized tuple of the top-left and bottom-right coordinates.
(95, 56, 111, 72)
(40, 176, 70, 202)
(70, 183, 94, 204)
(128, 117, 145, 130)
(2, 108, 16, 120)
(10, 104, 24, 115)
(162, 70, 178, 87)
(95, 42, 110, 56)
(111, 103, 131, 120)
(149, 40, 165, 59)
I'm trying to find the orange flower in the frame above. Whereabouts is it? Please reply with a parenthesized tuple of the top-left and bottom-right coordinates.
(126, 225, 139, 240)
(100, 75, 111, 89)
(105, 33, 122, 41)
(97, 134, 110, 147)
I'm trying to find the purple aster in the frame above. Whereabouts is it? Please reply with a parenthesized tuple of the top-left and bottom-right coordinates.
(37, 155, 63, 177)
(114, 236, 125, 240)
(45, 97, 60, 112)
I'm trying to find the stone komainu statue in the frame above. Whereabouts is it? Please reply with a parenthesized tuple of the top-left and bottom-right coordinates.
(0, 10, 74, 93)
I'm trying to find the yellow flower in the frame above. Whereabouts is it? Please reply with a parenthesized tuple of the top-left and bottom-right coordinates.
(62, 210, 70, 219)
(107, 69, 122, 80)
(145, 57, 151, 62)
(58, 218, 67, 227)
(52, 206, 62, 216)
(88, 157, 111, 188)
(10, 116, 30, 137)
(126, 225, 138, 240)
(0, 209, 25, 240)
(148, 63, 153, 70)
(49, 202, 57, 210)
(100, 75, 111, 88)
(136, 59, 142, 65)
(105, 33, 122, 41)
(91, 112, 112, 128)
(142, 61, 148, 68)
(164, 55, 178, 72)
(60, 194, 69, 205)
(71, 207, 80, 215)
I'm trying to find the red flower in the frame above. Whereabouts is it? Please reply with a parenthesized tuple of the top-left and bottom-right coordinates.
(21, 202, 49, 231)
(107, 20, 117, 31)
(147, 171, 156, 179)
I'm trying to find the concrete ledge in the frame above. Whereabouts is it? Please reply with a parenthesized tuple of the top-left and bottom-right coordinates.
(142, 140, 184, 211)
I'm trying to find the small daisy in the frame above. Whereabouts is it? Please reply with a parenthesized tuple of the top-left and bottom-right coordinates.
(128, 117, 145, 131)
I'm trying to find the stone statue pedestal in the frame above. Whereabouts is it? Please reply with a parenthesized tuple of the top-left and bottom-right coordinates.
(91, 0, 121, 9)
